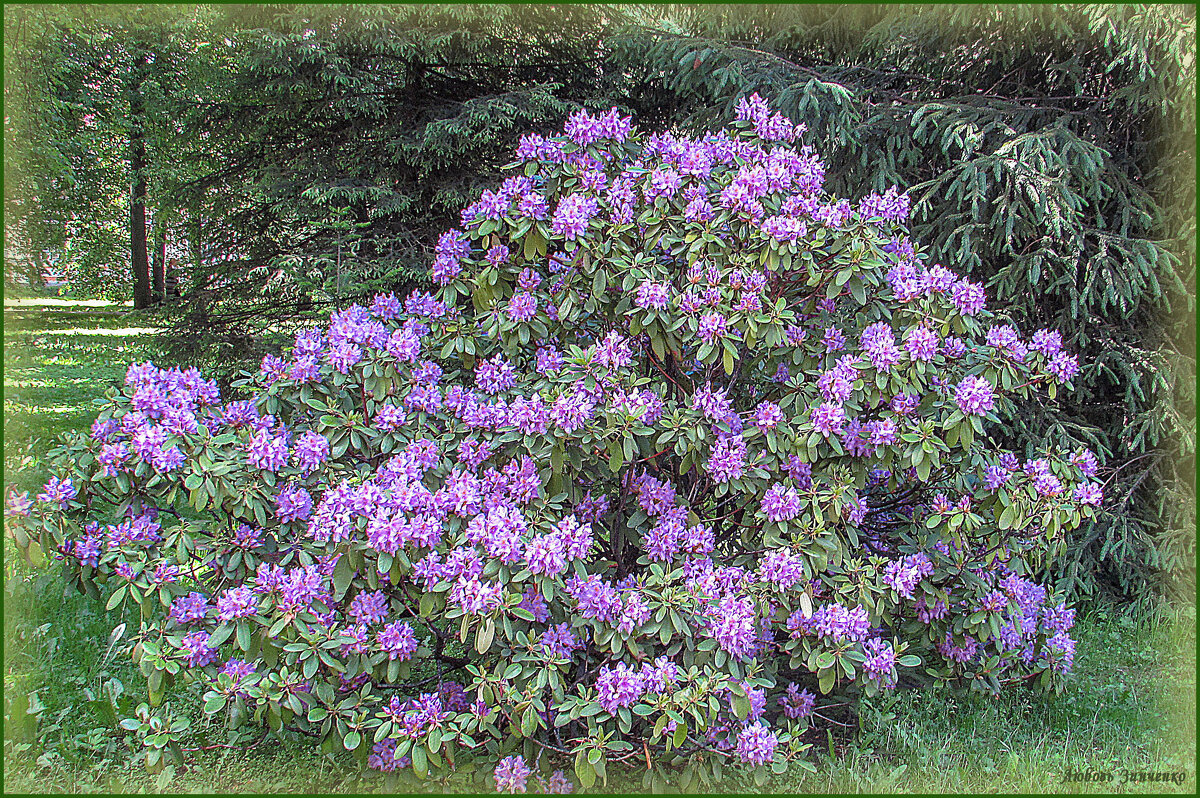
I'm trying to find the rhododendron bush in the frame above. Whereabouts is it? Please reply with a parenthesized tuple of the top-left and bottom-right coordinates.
(7, 95, 1104, 792)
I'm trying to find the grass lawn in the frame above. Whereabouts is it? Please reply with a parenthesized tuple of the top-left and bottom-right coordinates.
(3, 301, 1195, 793)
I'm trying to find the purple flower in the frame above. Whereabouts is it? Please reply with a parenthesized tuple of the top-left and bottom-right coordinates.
(506, 291, 538, 322)
(761, 484, 802, 522)
(863, 637, 897, 688)
(860, 322, 900, 371)
(881, 553, 933, 599)
(708, 595, 758, 659)
(818, 355, 859, 402)
(288, 355, 321, 383)
(1029, 329, 1063, 356)
(684, 196, 715, 222)
(370, 292, 402, 320)
(525, 534, 567, 576)
(536, 346, 563, 374)
(752, 401, 783, 430)
(1042, 631, 1076, 674)
(275, 486, 314, 523)
(349, 590, 389, 626)
(6, 490, 33, 517)
(1073, 482, 1103, 506)
(759, 549, 804, 589)
(595, 663, 645, 713)
(1047, 352, 1080, 382)
(811, 402, 846, 437)
(37, 477, 77, 510)
(540, 622, 580, 660)
(516, 191, 548, 220)
(951, 279, 986, 315)
(697, 312, 728, 344)
(1072, 448, 1099, 477)
(551, 193, 599, 240)
(858, 186, 910, 223)
(904, 326, 940, 361)
(245, 429, 289, 472)
(327, 342, 363, 374)
(368, 738, 408, 772)
(170, 592, 210, 625)
(790, 603, 869, 643)
(593, 331, 633, 369)
(221, 658, 256, 682)
(987, 325, 1029, 361)
(635, 280, 670, 310)
(780, 684, 815, 719)
(378, 621, 418, 660)
(180, 630, 218, 667)
(476, 355, 516, 394)
(292, 431, 330, 473)
(736, 721, 779, 765)
(374, 404, 406, 432)
(645, 166, 682, 201)
(955, 376, 995, 416)
(450, 576, 503, 615)
(565, 574, 620, 622)
(494, 755, 532, 794)
(761, 215, 808, 241)
(216, 586, 257, 621)
(822, 326, 846, 352)
(937, 632, 978, 664)
(704, 434, 747, 483)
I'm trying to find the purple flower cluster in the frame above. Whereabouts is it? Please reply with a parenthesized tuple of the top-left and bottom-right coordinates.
(858, 186, 910, 223)
(494, 755, 532, 793)
(780, 683, 815, 719)
(735, 721, 779, 765)
(761, 484, 803, 522)
(788, 602, 870, 643)
(862, 637, 898, 688)
(551, 194, 599, 241)
(882, 553, 934, 599)
(955, 375, 995, 416)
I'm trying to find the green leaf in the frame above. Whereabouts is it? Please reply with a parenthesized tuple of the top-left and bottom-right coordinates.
(332, 555, 354, 601)
(236, 622, 251, 652)
(105, 585, 127, 611)
(411, 742, 427, 777)
(819, 669, 836, 695)
(575, 750, 596, 789)
(475, 619, 495, 654)
(608, 442, 623, 474)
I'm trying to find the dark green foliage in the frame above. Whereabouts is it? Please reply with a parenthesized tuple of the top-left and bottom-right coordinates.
(168, 4, 650, 350)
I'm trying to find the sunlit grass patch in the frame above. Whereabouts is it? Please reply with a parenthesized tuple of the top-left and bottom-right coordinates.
(23, 326, 163, 337)
(3, 297, 134, 309)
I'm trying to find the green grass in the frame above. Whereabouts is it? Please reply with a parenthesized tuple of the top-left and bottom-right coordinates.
(3, 301, 1196, 793)
(3, 301, 164, 491)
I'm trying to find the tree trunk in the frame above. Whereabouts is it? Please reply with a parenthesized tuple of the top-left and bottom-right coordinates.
(128, 50, 152, 310)
(29, 251, 46, 290)
(152, 214, 166, 302)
